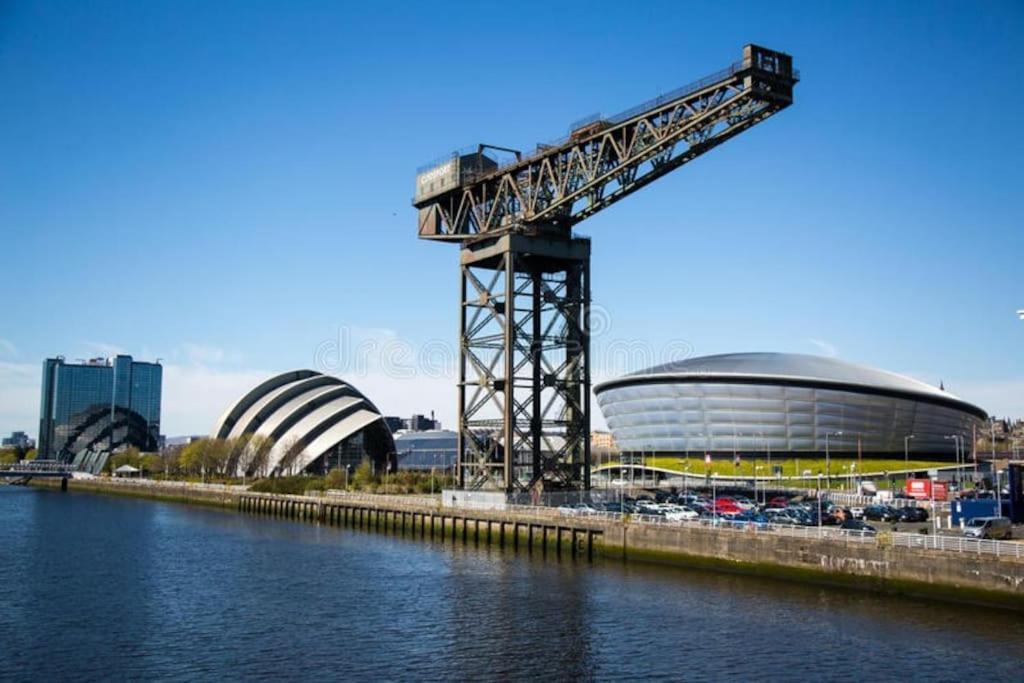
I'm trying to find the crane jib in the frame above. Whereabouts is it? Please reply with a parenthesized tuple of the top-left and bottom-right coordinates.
(414, 44, 797, 241)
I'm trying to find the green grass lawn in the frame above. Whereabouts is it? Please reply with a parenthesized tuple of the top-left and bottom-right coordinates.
(596, 456, 949, 479)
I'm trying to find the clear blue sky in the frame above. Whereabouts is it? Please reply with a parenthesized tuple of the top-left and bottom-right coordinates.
(2, 0, 1022, 436)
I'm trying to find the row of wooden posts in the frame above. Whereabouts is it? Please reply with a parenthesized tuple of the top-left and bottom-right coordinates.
(238, 494, 600, 560)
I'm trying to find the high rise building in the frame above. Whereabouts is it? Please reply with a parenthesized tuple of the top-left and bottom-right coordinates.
(38, 355, 162, 461)
(1, 431, 34, 449)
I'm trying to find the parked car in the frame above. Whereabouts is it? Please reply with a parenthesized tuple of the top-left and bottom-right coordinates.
(765, 511, 802, 526)
(848, 506, 865, 520)
(964, 517, 1012, 540)
(840, 519, 877, 534)
(713, 499, 742, 515)
(665, 506, 699, 522)
(733, 512, 770, 527)
(864, 505, 899, 522)
(767, 496, 790, 509)
(731, 496, 757, 512)
(897, 506, 929, 523)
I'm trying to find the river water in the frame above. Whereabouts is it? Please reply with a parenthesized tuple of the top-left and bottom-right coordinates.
(2, 487, 1023, 682)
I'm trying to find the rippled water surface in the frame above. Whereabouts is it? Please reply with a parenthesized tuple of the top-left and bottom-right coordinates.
(3, 487, 1024, 681)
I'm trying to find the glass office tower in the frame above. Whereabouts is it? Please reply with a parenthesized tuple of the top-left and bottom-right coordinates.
(37, 355, 162, 461)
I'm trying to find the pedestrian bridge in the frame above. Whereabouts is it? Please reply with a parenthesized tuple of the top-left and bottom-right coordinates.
(0, 460, 74, 486)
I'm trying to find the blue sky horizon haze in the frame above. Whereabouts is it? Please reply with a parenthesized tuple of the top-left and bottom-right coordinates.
(2, 1, 1022, 437)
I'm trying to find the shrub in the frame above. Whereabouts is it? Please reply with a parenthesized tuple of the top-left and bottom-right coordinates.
(249, 475, 325, 495)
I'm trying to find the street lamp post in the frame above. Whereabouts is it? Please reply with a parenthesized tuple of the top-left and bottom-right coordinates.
(712, 473, 718, 525)
(824, 431, 842, 490)
(945, 434, 962, 489)
(816, 473, 823, 534)
(903, 434, 915, 465)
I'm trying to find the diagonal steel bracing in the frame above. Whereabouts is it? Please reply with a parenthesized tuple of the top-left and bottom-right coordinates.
(457, 235, 591, 492)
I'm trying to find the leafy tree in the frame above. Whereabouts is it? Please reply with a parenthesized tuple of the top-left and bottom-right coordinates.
(159, 446, 182, 477)
(352, 458, 376, 490)
(325, 467, 347, 490)
(141, 454, 163, 475)
(244, 434, 275, 478)
(276, 436, 306, 476)
(0, 449, 17, 465)
(23, 448, 37, 461)
(202, 439, 232, 478)
(178, 440, 205, 475)
(224, 435, 252, 476)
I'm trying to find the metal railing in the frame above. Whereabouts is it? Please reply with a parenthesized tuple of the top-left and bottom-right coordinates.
(562, 508, 1022, 558)
(888, 532, 1023, 557)
(319, 489, 441, 509)
(0, 460, 74, 473)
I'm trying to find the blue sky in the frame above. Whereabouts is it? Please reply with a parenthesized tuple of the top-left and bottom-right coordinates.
(2, 0, 1022, 437)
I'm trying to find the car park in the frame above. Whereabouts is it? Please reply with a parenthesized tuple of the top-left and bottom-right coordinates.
(849, 506, 865, 520)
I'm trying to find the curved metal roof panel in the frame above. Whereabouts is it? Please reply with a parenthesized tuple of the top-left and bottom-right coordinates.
(212, 369, 319, 438)
(264, 398, 365, 472)
(254, 385, 361, 441)
(291, 410, 383, 473)
(226, 375, 340, 440)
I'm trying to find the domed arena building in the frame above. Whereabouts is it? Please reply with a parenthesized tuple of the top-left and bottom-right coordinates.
(211, 370, 395, 476)
(594, 353, 986, 461)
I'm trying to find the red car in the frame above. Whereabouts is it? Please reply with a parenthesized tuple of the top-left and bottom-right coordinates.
(767, 496, 789, 509)
(713, 499, 742, 515)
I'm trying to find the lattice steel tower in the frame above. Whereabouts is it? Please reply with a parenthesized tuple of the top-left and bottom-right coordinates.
(414, 45, 798, 493)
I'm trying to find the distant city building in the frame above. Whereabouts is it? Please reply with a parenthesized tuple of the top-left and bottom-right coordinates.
(162, 435, 206, 448)
(590, 430, 618, 451)
(406, 413, 440, 431)
(384, 413, 442, 433)
(1, 431, 34, 449)
(38, 355, 162, 464)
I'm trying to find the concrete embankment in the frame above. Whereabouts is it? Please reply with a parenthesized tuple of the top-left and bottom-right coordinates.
(30, 476, 241, 508)
(29, 478, 1024, 610)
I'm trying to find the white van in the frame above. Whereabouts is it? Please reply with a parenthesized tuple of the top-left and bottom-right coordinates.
(963, 517, 1012, 540)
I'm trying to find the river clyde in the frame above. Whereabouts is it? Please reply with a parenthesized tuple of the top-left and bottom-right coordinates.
(3, 487, 1023, 681)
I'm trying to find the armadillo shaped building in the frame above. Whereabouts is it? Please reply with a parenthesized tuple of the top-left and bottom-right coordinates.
(211, 370, 394, 476)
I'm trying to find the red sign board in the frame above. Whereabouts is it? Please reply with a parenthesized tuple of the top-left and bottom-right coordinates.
(906, 478, 948, 501)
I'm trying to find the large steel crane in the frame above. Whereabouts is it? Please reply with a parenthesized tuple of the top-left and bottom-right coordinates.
(414, 44, 798, 493)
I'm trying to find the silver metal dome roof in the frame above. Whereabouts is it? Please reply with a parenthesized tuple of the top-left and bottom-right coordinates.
(596, 352, 986, 419)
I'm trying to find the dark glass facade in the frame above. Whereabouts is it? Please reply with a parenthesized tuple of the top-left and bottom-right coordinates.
(38, 355, 162, 461)
(395, 430, 457, 471)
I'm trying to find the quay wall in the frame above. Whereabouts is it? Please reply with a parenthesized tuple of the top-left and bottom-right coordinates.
(27, 478, 1024, 610)
(30, 477, 241, 508)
